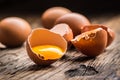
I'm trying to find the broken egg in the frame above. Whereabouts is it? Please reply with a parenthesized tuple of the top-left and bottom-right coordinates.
(71, 28, 107, 57)
(0, 17, 32, 47)
(81, 24, 115, 46)
(26, 28, 67, 65)
(50, 23, 73, 42)
(55, 13, 91, 37)
(41, 7, 71, 29)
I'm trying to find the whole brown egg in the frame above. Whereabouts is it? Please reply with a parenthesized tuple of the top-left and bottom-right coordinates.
(41, 7, 71, 29)
(55, 13, 91, 37)
(0, 17, 32, 47)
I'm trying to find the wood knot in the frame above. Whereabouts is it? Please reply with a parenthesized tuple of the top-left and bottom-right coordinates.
(65, 64, 98, 77)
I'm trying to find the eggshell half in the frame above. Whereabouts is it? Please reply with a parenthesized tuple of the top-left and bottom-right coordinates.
(50, 23, 73, 42)
(71, 28, 107, 57)
(26, 28, 67, 65)
(81, 24, 115, 46)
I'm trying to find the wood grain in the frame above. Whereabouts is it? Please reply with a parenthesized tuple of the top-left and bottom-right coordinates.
(0, 13, 120, 80)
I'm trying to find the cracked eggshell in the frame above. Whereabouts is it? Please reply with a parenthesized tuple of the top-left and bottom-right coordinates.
(0, 17, 32, 47)
(55, 13, 91, 37)
(26, 28, 67, 65)
(50, 23, 73, 42)
(81, 24, 115, 46)
(50, 23, 73, 48)
(71, 28, 107, 57)
(41, 7, 71, 29)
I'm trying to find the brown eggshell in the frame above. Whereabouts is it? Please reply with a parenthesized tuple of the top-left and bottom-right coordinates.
(55, 13, 91, 37)
(107, 28, 115, 46)
(50, 23, 73, 42)
(81, 24, 115, 46)
(71, 28, 107, 57)
(41, 7, 71, 29)
(26, 28, 67, 65)
(0, 17, 32, 47)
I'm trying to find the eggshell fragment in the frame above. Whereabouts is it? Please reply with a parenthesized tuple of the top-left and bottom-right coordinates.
(26, 28, 67, 65)
(41, 7, 71, 29)
(81, 24, 115, 46)
(71, 28, 107, 57)
(55, 13, 91, 37)
(0, 17, 32, 47)
(50, 23, 73, 42)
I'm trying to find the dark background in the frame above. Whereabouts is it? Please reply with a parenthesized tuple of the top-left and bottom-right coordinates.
(0, 0, 120, 14)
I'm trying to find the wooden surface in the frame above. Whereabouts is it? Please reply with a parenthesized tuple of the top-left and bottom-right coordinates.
(0, 13, 120, 80)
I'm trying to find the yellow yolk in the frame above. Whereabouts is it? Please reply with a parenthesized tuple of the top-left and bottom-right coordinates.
(32, 45, 63, 60)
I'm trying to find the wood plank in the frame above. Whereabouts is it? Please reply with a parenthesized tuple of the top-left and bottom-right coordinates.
(0, 13, 120, 80)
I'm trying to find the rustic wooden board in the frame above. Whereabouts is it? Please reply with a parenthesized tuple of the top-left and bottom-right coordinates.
(0, 13, 120, 80)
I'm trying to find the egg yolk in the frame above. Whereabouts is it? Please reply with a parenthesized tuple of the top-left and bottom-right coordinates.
(32, 45, 63, 60)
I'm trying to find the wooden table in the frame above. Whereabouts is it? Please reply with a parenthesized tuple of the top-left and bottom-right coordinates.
(0, 12, 120, 80)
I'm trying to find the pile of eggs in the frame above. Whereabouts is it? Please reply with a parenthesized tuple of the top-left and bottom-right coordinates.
(0, 7, 115, 66)
(27, 7, 115, 65)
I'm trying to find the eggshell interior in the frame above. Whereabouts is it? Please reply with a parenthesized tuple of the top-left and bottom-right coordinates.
(50, 23, 73, 42)
(28, 28, 67, 53)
